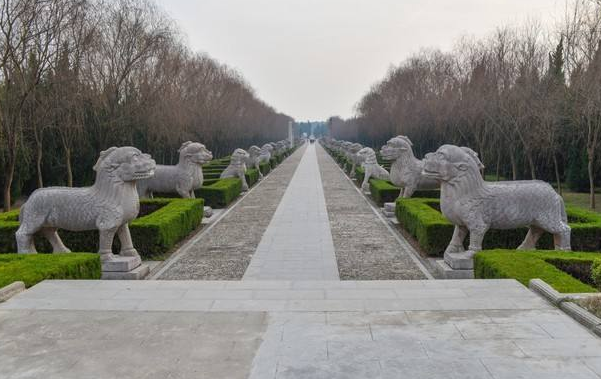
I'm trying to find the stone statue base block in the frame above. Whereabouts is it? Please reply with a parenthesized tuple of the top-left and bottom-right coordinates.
(444, 251, 475, 270)
(383, 202, 396, 213)
(102, 255, 142, 272)
(204, 206, 213, 218)
(435, 260, 474, 279)
(102, 263, 149, 280)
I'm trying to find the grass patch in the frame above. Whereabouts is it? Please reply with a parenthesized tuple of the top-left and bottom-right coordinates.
(0, 253, 101, 288)
(576, 296, 601, 318)
(396, 198, 601, 256)
(474, 249, 601, 293)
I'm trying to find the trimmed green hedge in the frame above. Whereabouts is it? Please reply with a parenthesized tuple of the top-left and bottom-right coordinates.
(396, 198, 601, 257)
(245, 169, 260, 188)
(474, 249, 601, 293)
(370, 179, 401, 205)
(259, 161, 271, 176)
(355, 167, 365, 184)
(198, 178, 242, 208)
(0, 253, 101, 288)
(593, 260, 601, 288)
(0, 198, 204, 259)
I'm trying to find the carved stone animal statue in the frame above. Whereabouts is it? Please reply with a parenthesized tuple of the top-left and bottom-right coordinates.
(246, 145, 264, 179)
(422, 144, 571, 267)
(380, 136, 438, 198)
(137, 141, 213, 198)
(16, 147, 156, 262)
(221, 148, 250, 191)
(346, 143, 363, 178)
(275, 141, 287, 154)
(357, 147, 390, 191)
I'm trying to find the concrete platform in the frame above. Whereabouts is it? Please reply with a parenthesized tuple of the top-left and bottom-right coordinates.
(1, 279, 600, 379)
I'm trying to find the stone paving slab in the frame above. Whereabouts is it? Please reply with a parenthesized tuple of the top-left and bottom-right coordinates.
(315, 143, 430, 280)
(154, 145, 306, 280)
(244, 144, 339, 280)
(2, 279, 601, 379)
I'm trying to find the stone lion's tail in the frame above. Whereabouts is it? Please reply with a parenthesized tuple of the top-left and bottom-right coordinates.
(560, 197, 568, 224)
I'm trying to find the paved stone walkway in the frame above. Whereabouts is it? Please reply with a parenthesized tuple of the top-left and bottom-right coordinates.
(316, 143, 430, 280)
(153, 145, 306, 280)
(244, 144, 339, 280)
(2, 279, 601, 378)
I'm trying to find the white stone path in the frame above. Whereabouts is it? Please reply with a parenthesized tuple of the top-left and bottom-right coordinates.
(244, 144, 339, 280)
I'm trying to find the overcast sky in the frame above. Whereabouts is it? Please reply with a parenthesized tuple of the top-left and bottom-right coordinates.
(154, 0, 565, 121)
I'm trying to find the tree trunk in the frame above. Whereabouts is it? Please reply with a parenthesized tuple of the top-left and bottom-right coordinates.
(509, 149, 518, 180)
(495, 150, 501, 181)
(526, 152, 536, 180)
(66, 148, 73, 187)
(2, 161, 15, 212)
(553, 153, 562, 196)
(588, 149, 595, 209)
(36, 144, 43, 188)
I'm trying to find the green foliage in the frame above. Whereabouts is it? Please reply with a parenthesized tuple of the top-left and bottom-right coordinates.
(270, 157, 278, 169)
(592, 259, 601, 290)
(0, 253, 101, 288)
(355, 166, 365, 184)
(203, 172, 221, 180)
(0, 199, 204, 259)
(396, 198, 601, 256)
(197, 178, 242, 208)
(369, 179, 401, 205)
(245, 169, 260, 187)
(566, 145, 589, 192)
(130, 198, 204, 259)
(474, 249, 601, 293)
(259, 161, 271, 176)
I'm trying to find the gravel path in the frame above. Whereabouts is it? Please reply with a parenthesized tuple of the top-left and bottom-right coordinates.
(155, 145, 306, 280)
(316, 143, 430, 280)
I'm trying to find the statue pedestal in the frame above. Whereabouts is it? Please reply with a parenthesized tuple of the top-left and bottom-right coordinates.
(383, 203, 396, 218)
(444, 251, 475, 270)
(101, 255, 149, 280)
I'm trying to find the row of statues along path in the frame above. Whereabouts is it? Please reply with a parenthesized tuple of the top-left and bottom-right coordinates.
(14, 140, 293, 276)
(322, 136, 571, 270)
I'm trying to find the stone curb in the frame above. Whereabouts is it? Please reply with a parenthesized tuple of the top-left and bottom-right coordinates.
(0, 281, 25, 303)
(529, 279, 601, 337)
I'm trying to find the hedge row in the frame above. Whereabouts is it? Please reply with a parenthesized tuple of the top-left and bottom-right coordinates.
(474, 249, 601, 293)
(396, 197, 601, 256)
(0, 253, 101, 288)
(0, 198, 204, 259)
(197, 177, 242, 208)
(245, 168, 260, 188)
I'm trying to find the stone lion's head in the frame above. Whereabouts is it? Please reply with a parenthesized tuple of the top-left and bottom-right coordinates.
(248, 145, 261, 157)
(178, 141, 213, 165)
(380, 135, 414, 161)
(357, 147, 377, 164)
(349, 143, 363, 154)
(261, 144, 274, 153)
(231, 148, 250, 163)
(93, 146, 156, 183)
(422, 144, 484, 183)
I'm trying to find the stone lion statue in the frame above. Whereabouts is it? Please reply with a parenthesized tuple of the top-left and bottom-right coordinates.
(357, 147, 390, 191)
(422, 144, 571, 268)
(220, 148, 250, 191)
(380, 135, 438, 198)
(137, 141, 213, 198)
(245, 145, 264, 180)
(16, 147, 156, 262)
(346, 143, 363, 178)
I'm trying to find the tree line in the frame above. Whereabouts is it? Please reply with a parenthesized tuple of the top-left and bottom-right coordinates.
(330, 0, 601, 208)
(0, 0, 292, 211)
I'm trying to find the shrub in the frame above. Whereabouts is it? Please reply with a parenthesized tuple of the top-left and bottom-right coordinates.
(197, 178, 242, 208)
(0, 198, 204, 259)
(593, 259, 601, 290)
(203, 172, 221, 180)
(245, 169, 260, 187)
(370, 179, 400, 205)
(474, 249, 601, 293)
(259, 161, 271, 176)
(0, 253, 101, 288)
(355, 166, 365, 184)
(270, 157, 278, 169)
(396, 198, 601, 256)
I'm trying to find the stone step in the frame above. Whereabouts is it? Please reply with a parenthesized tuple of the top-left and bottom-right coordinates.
(0, 279, 549, 313)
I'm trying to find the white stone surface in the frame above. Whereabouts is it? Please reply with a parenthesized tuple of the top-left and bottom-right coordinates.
(243, 144, 339, 280)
